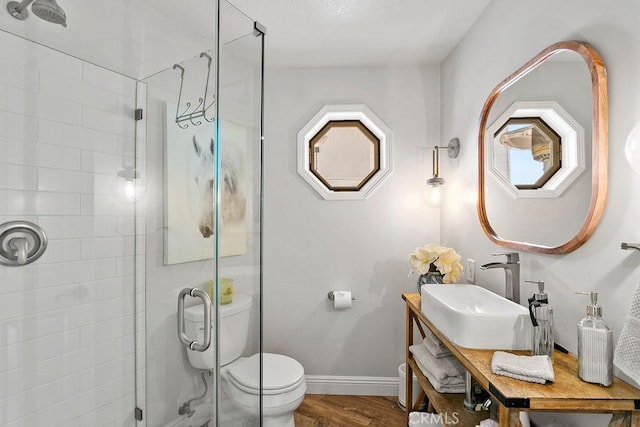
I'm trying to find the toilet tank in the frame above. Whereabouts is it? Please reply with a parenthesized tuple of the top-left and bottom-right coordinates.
(183, 294, 252, 370)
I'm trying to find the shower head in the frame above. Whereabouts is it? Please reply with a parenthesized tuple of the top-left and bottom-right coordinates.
(31, 0, 66, 27)
(6, 0, 66, 27)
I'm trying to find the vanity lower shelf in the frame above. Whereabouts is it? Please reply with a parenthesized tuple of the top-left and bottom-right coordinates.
(403, 292, 640, 427)
(406, 356, 486, 426)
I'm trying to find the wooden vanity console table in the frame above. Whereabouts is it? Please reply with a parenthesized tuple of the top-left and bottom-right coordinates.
(403, 293, 640, 426)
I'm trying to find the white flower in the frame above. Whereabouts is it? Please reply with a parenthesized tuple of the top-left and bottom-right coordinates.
(409, 244, 463, 284)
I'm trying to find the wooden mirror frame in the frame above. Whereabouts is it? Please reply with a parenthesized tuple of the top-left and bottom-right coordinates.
(477, 41, 608, 254)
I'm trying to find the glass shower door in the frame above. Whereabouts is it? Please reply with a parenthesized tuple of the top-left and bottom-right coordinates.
(215, 2, 265, 425)
(0, 30, 139, 426)
(140, 50, 218, 427)
(0, 0, 265, 426)
(139, 2, 264, 426)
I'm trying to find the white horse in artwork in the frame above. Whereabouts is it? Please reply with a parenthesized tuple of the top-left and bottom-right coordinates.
(190, 133, 246, 239)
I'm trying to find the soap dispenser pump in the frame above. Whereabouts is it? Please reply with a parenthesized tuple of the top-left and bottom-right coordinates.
(575, 291, 613, 386)
(526, 280, 554, 358)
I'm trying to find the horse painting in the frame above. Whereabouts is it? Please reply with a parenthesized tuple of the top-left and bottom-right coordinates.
(190, 134, 246, 240)
(165, 103, 248, 264)
(191, 135, 215, 238)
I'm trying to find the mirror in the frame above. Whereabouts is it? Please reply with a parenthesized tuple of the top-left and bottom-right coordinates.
(297, 105, 392, 200)
(478, 41, 608, 254)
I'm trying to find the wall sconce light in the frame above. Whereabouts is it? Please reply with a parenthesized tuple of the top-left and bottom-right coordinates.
(626, 119, 640, 175)
(114, 165, 146, 203)
(423, 138, 460, 207)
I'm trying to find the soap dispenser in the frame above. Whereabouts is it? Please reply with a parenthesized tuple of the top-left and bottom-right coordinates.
(526, 280, 554, 358)
(575, 291, 613, 386)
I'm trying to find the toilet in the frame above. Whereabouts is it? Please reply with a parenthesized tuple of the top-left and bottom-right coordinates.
(183, 294, 306, 427)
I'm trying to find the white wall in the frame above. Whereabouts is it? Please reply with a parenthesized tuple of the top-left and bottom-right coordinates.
(263, 65, 441, 384)
(441, 0, 640, 425)
(0, 31, 139, 426)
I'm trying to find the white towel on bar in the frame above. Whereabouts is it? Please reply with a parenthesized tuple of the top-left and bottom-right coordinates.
(614, 282, 640, 385)
(491, 351, 555, 384)
(409, 343, 464, 382)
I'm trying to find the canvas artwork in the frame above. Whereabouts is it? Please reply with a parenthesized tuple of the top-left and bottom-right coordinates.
(164, 103, 248, 264)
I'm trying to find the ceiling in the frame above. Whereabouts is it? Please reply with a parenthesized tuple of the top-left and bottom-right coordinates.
(229, 0, 492, 67)
(0, 0, 491, 79)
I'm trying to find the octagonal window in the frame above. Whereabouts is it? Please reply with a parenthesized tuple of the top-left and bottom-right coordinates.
(297, 105, 392, 200)
(309, 120, 380, 191)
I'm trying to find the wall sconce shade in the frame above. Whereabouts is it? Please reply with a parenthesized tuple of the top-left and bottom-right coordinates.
(626, 119, 640, 175)
(115, 166, 145, 203)
(424, 138, 460, 207)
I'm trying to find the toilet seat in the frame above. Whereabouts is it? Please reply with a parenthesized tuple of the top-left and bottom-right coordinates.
(227, 353, 305, 395)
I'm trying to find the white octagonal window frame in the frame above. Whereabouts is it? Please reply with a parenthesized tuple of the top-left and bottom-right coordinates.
(487, 101, 585, 198)
(297, 104, 393, 200)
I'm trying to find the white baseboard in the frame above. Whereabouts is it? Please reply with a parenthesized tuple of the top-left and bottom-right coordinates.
(305, 375, 399, 396)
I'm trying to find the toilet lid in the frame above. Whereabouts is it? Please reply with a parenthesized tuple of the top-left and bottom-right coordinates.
(227, 353, 305, 395)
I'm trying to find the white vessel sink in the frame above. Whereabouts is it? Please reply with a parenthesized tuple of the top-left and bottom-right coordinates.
(420, 284, 531, 350)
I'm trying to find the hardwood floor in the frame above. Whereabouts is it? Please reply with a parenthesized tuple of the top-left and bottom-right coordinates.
(294, 394, 406, 427)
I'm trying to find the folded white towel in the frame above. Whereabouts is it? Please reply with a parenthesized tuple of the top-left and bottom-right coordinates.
(414, 356, 465, 393)
(409, 412, 444, 427)
(475, 419, 498, 427)
(423, 336, 451, 358)
(491, 351, 555, 384)
(614, 282, 640, 385)
(410, 343, 464, 382)
(424, 326, 445, 347)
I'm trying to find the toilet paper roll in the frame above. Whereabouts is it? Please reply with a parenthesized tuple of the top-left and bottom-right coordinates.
(333, 291, 352, 309)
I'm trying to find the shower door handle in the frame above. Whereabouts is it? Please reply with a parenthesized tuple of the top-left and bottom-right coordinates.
(177, 288, 212, 352)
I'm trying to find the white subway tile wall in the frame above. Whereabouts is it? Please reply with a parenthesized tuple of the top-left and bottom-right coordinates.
(0, 31, 140, 427)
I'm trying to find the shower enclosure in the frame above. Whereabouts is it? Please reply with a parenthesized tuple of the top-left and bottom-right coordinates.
(0, 0, 264, 426)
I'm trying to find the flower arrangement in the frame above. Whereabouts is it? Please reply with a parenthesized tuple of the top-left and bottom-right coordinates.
(409, 244, 463, 284)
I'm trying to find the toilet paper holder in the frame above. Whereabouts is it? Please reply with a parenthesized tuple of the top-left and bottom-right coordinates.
(327, 291, 355, 301)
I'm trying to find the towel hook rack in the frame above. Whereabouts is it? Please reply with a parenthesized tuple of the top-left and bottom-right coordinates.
(172, 52, 216, 129)
(621, 242, 640, 251)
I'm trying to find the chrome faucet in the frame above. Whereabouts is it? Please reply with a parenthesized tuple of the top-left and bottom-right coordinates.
(480, 252, 520, 304)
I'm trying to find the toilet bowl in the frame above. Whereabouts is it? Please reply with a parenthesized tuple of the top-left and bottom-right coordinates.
(224, 353, 306, 427)
(183, 295, 306, 426)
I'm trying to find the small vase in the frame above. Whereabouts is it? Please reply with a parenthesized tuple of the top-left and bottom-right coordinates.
(417, 272, 444, 294)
